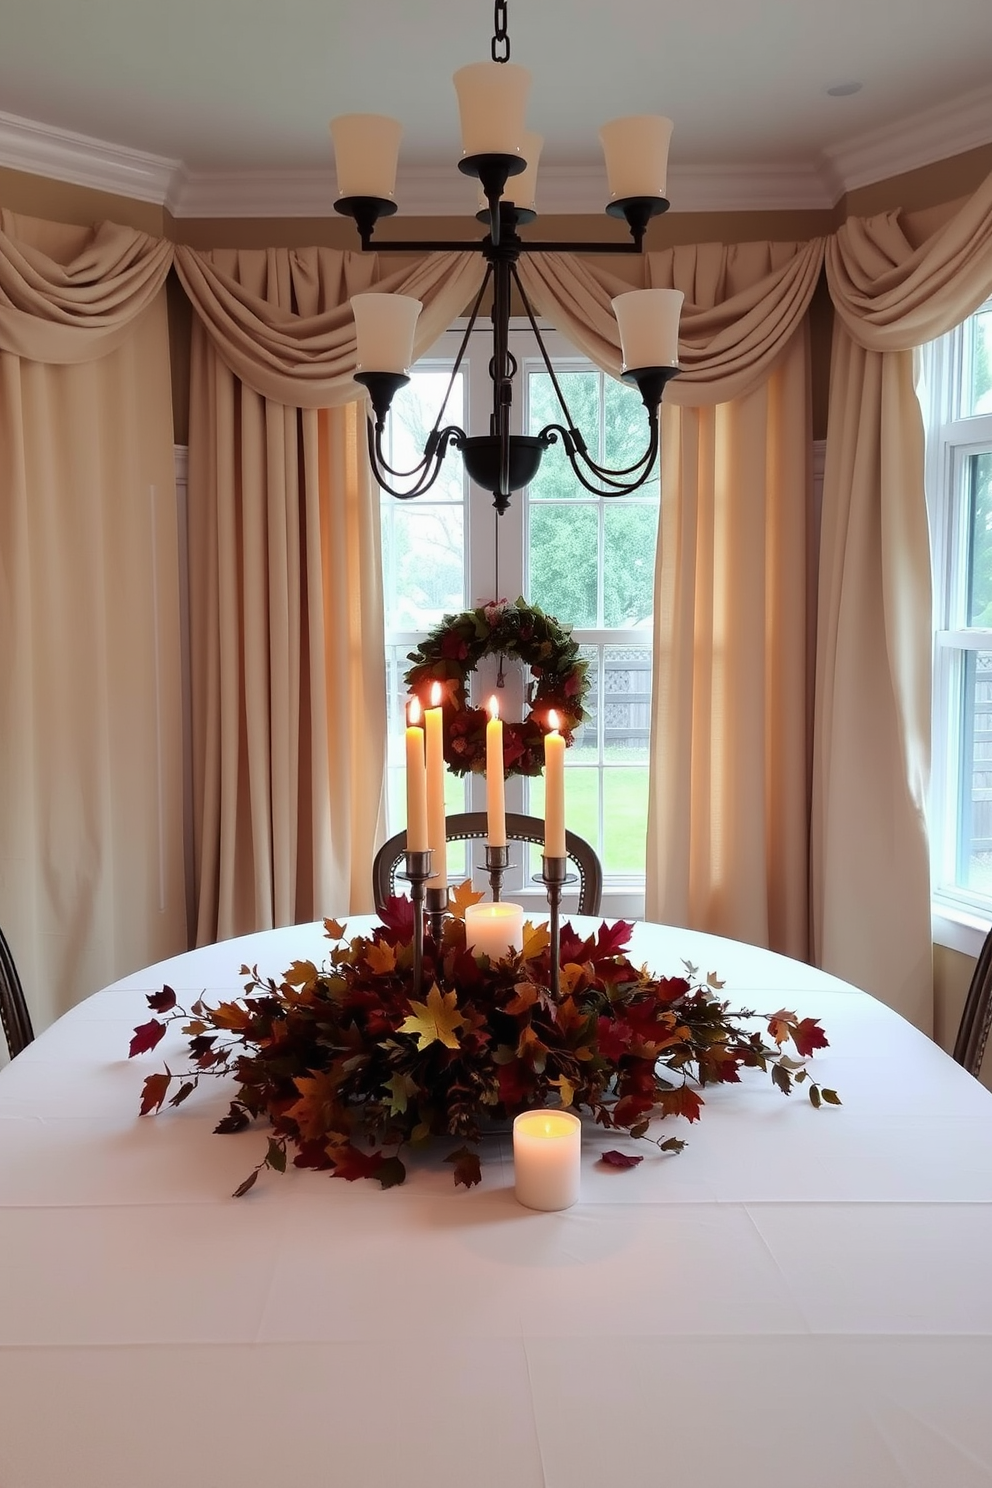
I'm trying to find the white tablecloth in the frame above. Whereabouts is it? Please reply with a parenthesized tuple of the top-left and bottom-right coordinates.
(1, 917, 991, 1487)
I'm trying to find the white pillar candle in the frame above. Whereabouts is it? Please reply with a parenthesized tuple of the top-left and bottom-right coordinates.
(544, 710, 566, 859)
(464, 901, 523, 961)
(486, 695, 507, 848)
(513, 1110, 581, 1211)
(425, 682, 447, 890)
(612, 288, 683, 371)
(405, 697, 428, 853)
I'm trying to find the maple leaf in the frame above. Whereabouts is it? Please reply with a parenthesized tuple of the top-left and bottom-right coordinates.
(330, 1145, 384, 1182)
(383, 1072, 418, 1116)
(285, 1070, 344, 1141)
(549, 1074, 576, 1108)
(209, 1001, 253, 1032)
(129, 1019, 167, 1058)
(323, 918, 346, 940)
(378, 896, 415, 937)
(657, 1085, 704, 1122)
(593, 920, 635, 958)
(521, 920, 552, 959)
(214, 1103, 250, 1134)
(366, 939, 397, 975)
(504, 981, 541, 1016)
(139, 1071, 172, 1115)
(792, 1017, 830, 1058)
(398, 983, 465, 1050)
(445, 1146, 482, 1188)
(613, 1093, 655, 1128)
(146, 987, 176, 1013)
(283, 959, 319, 987)
(600, 1149, 643, 1169)
(771, 1062, 793, 1096)
(767, 1010, 797, 1046)
(448, 879, 485, 919)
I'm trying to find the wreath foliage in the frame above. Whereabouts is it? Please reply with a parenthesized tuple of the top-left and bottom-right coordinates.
(403, 599, 590, 778)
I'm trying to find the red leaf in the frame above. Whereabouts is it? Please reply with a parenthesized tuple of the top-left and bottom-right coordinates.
(330, 1145, 384, 1182)
(596, 1015, 634, 1062)
(600, 1149, 643, 1169)
(657, 1085, 704, 1123)
(593, 920, 635, 958)
(612, 1093, 655, 1128)
(653, 976, 691, 1005)
(139, 1071, 171, 1115)
(128, 1019, 167, 1058)
(378, 895, 415, 938)
(213, 1103, 250, 1135)
(497, 1059, 534, 1108)
(792, 1017, 830, 1058)
(445, 1146, 482, 1188)
(146, 986, 177, 1013)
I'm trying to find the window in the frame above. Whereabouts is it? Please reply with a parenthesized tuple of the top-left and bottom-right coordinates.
(380, 322, 660, 914)
(923, 298, 992, 932)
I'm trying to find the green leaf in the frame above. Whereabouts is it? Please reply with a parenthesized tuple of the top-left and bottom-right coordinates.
(821, 1088, 842, 1106)
(659, 1136, 687, 1155)
(167, 1080, 196, 1108)
(808, 1083, 822, 1109)
(770, 1062, 792, 1096)
(265, 1138, 287, 1173)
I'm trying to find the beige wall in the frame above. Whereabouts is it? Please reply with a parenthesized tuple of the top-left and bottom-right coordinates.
(4, 145, 991, 1031)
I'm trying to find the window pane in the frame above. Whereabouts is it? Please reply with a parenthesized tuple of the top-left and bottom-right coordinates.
(967, 452, 992, 625)
(527, 370, 599, 500)
(603, 767, 650, 874)
(955, 650, 992, 895)
(604, 646, 652, 764)
(381, 505, 464, 629)
(962, 307, 992, 418)
(528, 503, 598, 626)
(604, 377, 658, 483)
(386, 372, 464, 499)
(603, 505, 658, 627)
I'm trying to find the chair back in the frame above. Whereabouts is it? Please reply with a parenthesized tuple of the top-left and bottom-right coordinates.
(953, 925, 992, 1078)
(0, 924, 35, 1060)
(373, 810, 603, 916)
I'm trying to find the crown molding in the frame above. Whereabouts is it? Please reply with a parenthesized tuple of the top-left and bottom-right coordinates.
(1, 80, 990, 220)
(0, 108, 178, 205)
(822, 80, 992, 197)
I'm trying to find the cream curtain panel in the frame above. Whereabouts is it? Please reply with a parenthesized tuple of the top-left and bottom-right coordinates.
(174, 247, 485, 943)
(816, 172, 992, 1030)
(0, 211, 184, 1032)
(520, 241, 823, 957)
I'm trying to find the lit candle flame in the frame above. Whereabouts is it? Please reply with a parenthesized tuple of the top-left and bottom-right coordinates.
(548, 710, 560, 732)
(430, 681, 442, 708)
(408, 696, 422, 727)
(488, 695, 499, 722)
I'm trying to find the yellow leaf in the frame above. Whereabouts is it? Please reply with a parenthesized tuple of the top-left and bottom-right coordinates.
(448, 879, 485, 920)
(284, 959, 319, 987)
(366, 939, 397, 975)
(521, 920, 551, 959)
(383, 1072, 418, 1116)
(398, 982, 465, 1050)
(324, 918, 346, 940)
(504, 981, 541, 1015)
(559, 962, 584, 995)
(550, 1074, 576, 1108)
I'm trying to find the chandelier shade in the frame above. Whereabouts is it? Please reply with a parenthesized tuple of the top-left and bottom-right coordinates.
(331, 0, 683, 514)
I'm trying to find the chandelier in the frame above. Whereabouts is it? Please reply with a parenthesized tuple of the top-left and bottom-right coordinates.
(331, 0, 683, 514)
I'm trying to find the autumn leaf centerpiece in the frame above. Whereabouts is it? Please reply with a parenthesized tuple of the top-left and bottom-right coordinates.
(129, 886, 837, 1194)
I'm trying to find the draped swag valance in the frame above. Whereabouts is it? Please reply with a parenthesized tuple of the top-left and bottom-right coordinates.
(3, 166, 992, 1035)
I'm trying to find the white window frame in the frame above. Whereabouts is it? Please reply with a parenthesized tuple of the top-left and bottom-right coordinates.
(923, 300, 992, 954)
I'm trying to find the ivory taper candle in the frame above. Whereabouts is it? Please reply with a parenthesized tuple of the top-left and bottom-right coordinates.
(425, 681, 447, 889)
(405, 697, 428, 853)
(544, 710, 566, 858)
(486, 695, 507, 848)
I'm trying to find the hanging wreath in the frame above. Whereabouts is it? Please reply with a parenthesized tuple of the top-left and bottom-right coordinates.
(403, 599, 590, 778)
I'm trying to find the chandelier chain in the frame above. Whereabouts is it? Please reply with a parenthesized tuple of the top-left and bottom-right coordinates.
(491, 0, 510, 62)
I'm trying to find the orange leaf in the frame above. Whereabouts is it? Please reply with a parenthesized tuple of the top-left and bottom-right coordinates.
(366, 939, 397, 975)
(139, 1071, 172, 1115)
(448, 879, 485, 920)
(521, 920, 551, 959)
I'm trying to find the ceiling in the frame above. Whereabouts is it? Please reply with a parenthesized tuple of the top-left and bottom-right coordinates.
(1, 0, 991, 216)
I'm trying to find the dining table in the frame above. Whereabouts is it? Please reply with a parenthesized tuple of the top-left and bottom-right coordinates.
(0, 913, 991, 1488)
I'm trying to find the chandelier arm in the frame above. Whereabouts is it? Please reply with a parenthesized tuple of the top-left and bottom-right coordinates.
(429, 264, 494, 441)
(540, 421, 660, 497)
(367, 422, 465, 499)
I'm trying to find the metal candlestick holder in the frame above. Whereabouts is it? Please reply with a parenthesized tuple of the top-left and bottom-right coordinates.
(425, 884, 449, 946)
(399, 849, 432, 998)
(538, 855, 575, 1000)
(481, 843, 511, 902)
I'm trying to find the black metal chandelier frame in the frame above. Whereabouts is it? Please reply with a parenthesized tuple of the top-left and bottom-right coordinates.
(336, 0, 681, 515)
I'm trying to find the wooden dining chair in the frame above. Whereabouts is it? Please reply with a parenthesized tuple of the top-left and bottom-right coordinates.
(372, 810, 603, 916)
(952, 924, 992, 1078)
(0, 923, 35, 1060)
